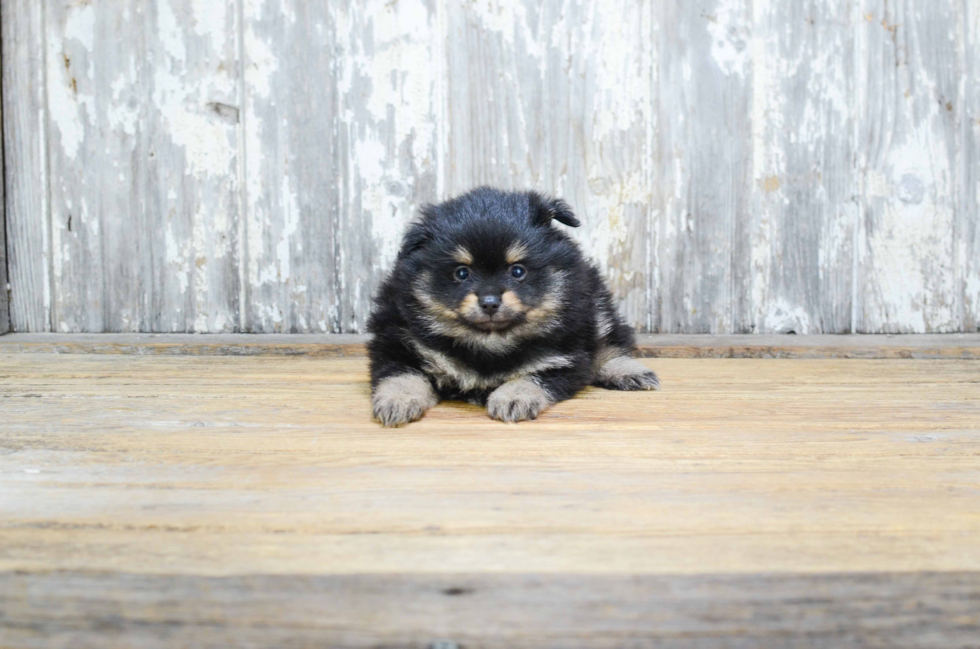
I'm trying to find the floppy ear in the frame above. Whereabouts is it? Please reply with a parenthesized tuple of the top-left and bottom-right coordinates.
(530, 192, 581, 228)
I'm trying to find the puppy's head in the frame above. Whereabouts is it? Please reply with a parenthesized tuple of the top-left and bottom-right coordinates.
(400, 188, 581, 344)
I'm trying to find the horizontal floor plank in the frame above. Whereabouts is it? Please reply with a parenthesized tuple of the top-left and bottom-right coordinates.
(1, 353, 978, 645)
(3, 571, 979, 649)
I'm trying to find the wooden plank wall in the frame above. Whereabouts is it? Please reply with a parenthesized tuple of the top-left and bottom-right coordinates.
(0, 9, 6, 335)
(2, 0, 978, 334)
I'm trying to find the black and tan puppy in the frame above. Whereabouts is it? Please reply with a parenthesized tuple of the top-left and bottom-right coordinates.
(367, 187, 659, 426)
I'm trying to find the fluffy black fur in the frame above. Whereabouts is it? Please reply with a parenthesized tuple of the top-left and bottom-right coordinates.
(367, 187, 659, 426)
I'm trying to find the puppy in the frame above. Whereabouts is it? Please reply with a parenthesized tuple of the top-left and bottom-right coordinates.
(367, 187, 659, 426)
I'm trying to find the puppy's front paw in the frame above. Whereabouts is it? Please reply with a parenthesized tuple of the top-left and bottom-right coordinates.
(595, 356, 660, 391)
(486, 378, 552, 423)
(372, 373, 438, 427)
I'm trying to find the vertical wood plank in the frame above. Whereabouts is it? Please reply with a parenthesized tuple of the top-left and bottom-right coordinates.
(657, 0, 753, 333)
(142, 0, 241, 332)
(334, 0, 442, 333)
(44, 0, 139, 331)
(0, 24, 6, 335)
(41, 0, 239, 333)
(2, 0, 49, 331)
(0, 167, 5, 334)
(244, 0, 440, 333)
(748, 0, 856, 333)
(444, 0, 656, 331)
(962, 0, 980, 332)
(855, 0, 960, 333)
(242, 0, 339, 333)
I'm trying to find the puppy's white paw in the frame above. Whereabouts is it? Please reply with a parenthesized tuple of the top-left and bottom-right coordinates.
(486, 378, 552, 422)
(595, 356, 660, 391)
(372, 373, 438, 427)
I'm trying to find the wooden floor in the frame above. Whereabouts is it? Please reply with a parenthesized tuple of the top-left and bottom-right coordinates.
(1, 347, 979, 647)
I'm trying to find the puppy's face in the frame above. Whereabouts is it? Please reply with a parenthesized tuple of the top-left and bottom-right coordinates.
(421, 238, 547, 333)
(405, 190, 580, 344)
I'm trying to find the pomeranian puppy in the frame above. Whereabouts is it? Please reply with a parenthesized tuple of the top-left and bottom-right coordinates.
(367, 187, 659, 426)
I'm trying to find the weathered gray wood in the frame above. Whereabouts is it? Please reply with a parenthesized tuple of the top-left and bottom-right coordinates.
(962, 0, 980, 333)
(39, 0, 240, 333)
(749, 0, 856, 334)
(2, 571, 979, 648)
(140, 0, 241, 332)
(445, 0, 656, 331)
(856, 0, 961, 333)
(3, 1, 979, 334)
(243, 0, 439, 333)
(2, 0, 48, 332)
(657, 0, 753, 333)
(44, 0, 139, 332)
(333, 0, 442, 333)
(0, 26, 6, 336)
(241, 2, 338, 333)
(0, 195, 6, 335)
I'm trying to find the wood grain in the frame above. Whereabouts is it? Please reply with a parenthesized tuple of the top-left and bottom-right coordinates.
(2, 0, 48, 332)
(445, 0, 656, 331)
(3, 2, 979, 334)
(242, 1, 338, 333)
(657, 0, 753, 333)
(1, 353, 979, 645)
(963, 0, 980, 333)
(2, 571, 979, 648)
(44, 0, 137, 332)
(27, 1, 236, 333)
(0, 26, 6, 336)
(856, 0, 960, 333)
(749, 0, 856, 334)
(242, 0, 441, 334)
(334, 0, 442, 334)
(141, 0, 242, 333)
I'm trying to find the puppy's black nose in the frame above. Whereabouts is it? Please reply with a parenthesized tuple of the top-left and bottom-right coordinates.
(479, 294, 501, 315)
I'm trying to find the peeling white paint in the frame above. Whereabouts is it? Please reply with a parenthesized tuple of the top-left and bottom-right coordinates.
(190, 0, 228, 53)
(156, 0, 187, 64)
(764, 299, 812, 334)
(152, 65, 236, 178)
(46, 27, 95, 161)
(277, 173, 299, 282)
(707, 0, 751, 77)
(243, 5, 278, 99)
(589, 0, 650, 142)
(165, 224, 191, 296)
(865, 124, 957, 332)
(107, 70, 139, 135)
(11, 0, 976, 334)
(64, 4, 96, 52)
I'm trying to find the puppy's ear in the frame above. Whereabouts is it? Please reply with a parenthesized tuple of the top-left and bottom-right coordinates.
(397, 219, 430, 259)
(530, 192, 581, 228)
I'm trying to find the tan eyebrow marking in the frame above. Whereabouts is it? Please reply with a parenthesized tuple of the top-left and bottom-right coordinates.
(505, 241, 528, 264)
(452, 246, 474, 265)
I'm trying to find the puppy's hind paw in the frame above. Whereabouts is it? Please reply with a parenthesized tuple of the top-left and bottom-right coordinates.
(595, 357, 660, 391)
(487, 378, 552, 423)
(372, 373, 439, 427)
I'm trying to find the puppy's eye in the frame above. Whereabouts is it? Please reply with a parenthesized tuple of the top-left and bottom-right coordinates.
(454, 266, 471, 281)
(510, 264, 527, 280)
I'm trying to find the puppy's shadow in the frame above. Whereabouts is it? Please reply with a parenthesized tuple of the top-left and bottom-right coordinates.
(436, 399, 487, 416)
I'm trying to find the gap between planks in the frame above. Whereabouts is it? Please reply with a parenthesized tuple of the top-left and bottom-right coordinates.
(1, 333, 980, 359)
